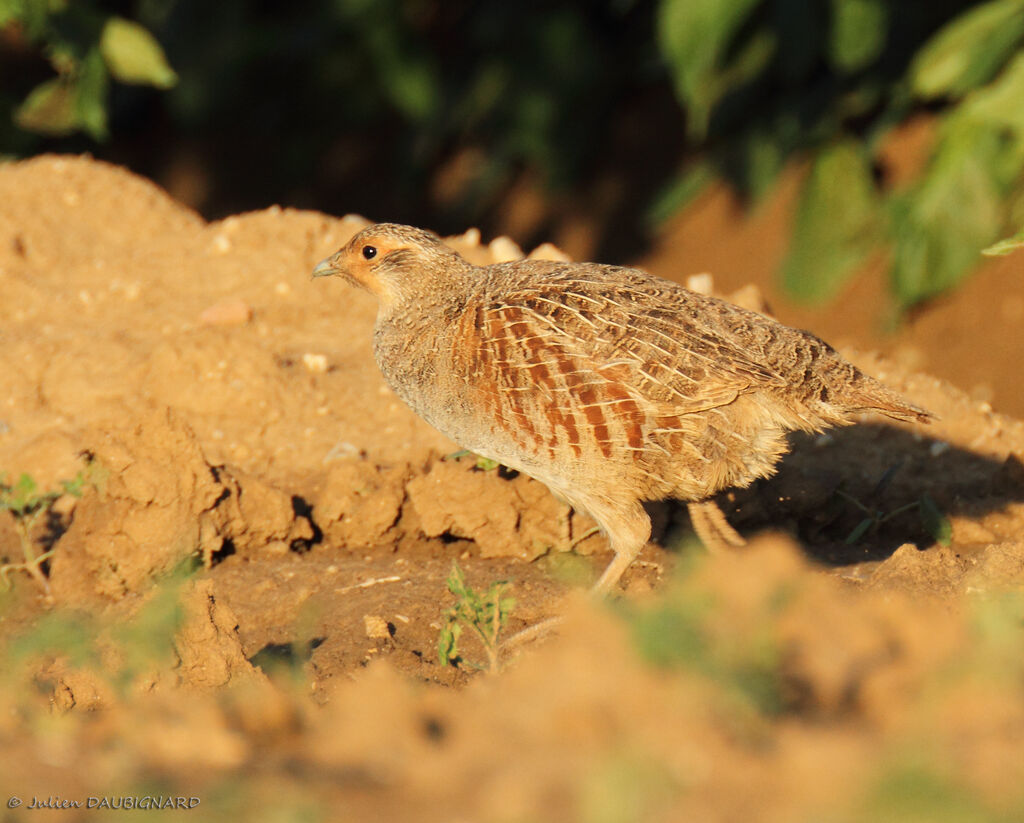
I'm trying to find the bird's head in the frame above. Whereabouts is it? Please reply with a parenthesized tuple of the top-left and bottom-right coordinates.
(313, 223, 467, 309)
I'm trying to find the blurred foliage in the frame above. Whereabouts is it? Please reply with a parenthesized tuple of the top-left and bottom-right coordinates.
(623, 555, 785, 718)
(2, 0, 1023, 309)
(983, 225, 1024, 256)
(1, 563, 189, 699)
(0, 0, 175, 140)
(657, 0, 1024, 309)
(0, 462, 94, 595)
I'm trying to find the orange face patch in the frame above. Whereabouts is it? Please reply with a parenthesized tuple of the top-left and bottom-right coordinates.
(332, 234, 410, 298)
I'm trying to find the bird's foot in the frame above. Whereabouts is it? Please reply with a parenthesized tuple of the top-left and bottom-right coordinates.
(500, 615, 565, 654)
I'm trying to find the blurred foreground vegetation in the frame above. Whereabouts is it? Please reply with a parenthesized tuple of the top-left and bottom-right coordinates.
(3, 542, 1024, 821)
(2, 0, 1023, 309)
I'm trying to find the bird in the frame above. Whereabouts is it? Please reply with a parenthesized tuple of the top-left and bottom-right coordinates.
(313, 223, 931, 593)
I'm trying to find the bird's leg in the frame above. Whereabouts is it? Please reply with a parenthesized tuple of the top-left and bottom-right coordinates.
(590, 502, 652, 594)
(591, 544, 645, 594)
(687, 500, 746, 553)
(502, 504, 652, 653)
(502, 539, 644, 653)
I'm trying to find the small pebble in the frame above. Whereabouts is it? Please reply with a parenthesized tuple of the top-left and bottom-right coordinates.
(458, 227, 481, 246)
(264, 541, 290, 556)
(489, 235, 524, 263)
(528, 242, 571, 262)
(686, 273, 714, 294)
(199, 298, 253, 326)
(364, 615, 392, 641)
(302, 352, 329, 373)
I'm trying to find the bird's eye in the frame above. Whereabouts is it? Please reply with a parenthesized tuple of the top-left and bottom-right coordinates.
(362, 245, 378, 260)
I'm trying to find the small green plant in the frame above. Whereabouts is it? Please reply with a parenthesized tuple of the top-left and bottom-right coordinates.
(444, 449, 501, 471)
(837, 466, 952, 547)
(0, 465, 91, 597)
(438, 563, 515, 674)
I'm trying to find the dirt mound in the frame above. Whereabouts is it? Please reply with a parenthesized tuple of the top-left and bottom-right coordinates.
(1, 156, 1023, 822)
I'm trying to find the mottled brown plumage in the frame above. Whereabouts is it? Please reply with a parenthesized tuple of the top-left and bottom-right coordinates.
(314, 223, 930, 592)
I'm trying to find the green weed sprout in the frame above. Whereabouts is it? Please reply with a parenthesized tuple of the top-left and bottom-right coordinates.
(0, 467, 90, 597)
(839, 489, 952, 547)
(444, 449, 500, 471)
(438, 563, 515, 674)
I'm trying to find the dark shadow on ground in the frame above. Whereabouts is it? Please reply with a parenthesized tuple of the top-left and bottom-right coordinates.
(704, 422, 1024, 565)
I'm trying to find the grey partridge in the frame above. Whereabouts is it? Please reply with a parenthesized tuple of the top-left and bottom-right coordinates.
(314, 223, 930, 592)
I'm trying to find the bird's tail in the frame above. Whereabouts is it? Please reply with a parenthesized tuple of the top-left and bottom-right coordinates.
(842, 373, 933, 424)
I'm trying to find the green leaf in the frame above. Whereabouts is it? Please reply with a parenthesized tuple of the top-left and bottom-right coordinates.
(740, 125, 786, 200)
(982, 227, 1024, 256)
(438, 621, 461, 666)
(909, 0, 1024, 100)
(781, 140, 882, 302)
(829, 0, 888, 72)
(845, 517, 874, 545)
(892, 51, 1024, 302)
(14, 47, 110, 140)
(647, 162, 715, 226)
(657, 0, 767, 138)
(446, 563, 469, 599)
(919, 494, 952, 547)
(75, 47, 109, 140)
(14, 77, 78, 135)
(954, 50, 1024, 138)
(61, 469, 87, 498)
(16, 473, 38, 499)
(0, 0, 61, 40)
(100, 16, 177, 89)
(0, 1, 18, 29)
(381, 57, 438, 122)
(888, 124, 1005, 307)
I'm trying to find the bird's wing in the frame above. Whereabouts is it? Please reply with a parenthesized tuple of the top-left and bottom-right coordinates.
(446, 269, 794, 467)
(474, 268, 788, 418)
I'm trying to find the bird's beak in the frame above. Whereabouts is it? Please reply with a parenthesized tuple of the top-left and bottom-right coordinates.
(312, 255, 340, 279)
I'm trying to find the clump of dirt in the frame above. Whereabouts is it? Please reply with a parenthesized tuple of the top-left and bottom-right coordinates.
(407, 457, 604, 559)
(49, 408, 307, 605)
(1, 155, 1023, 822)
